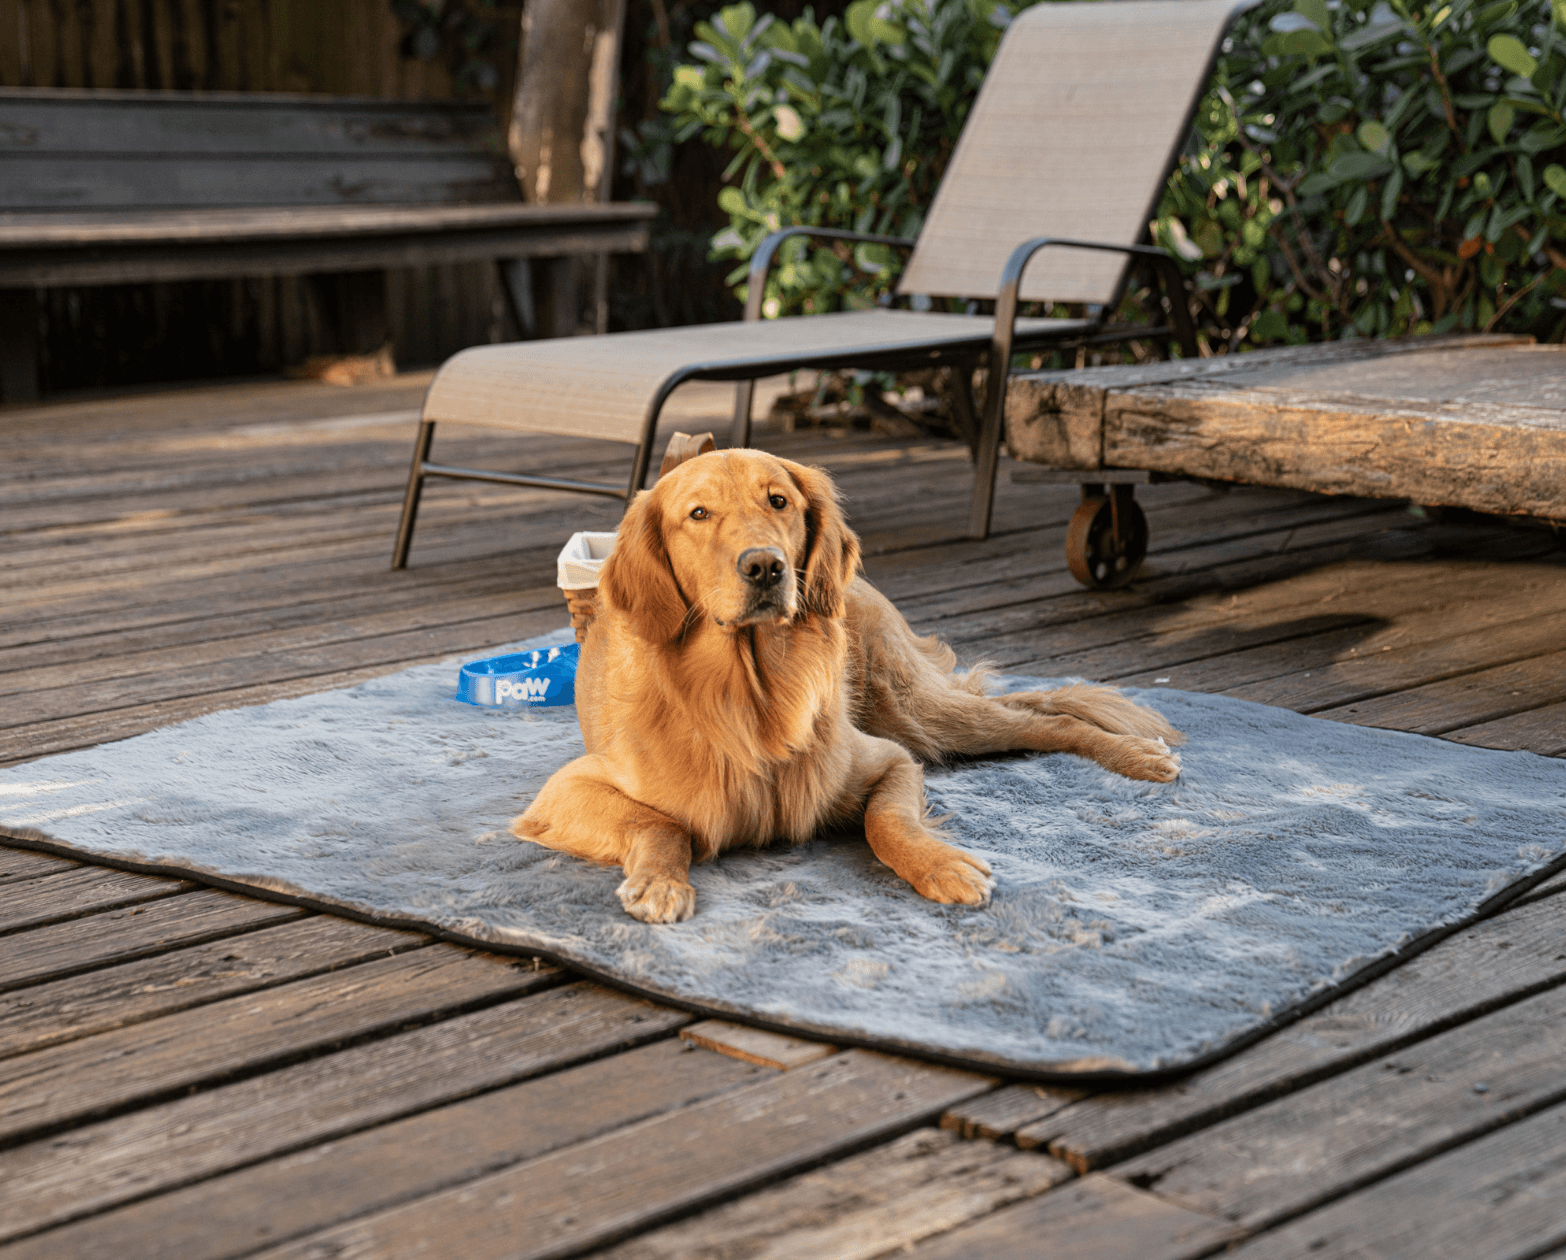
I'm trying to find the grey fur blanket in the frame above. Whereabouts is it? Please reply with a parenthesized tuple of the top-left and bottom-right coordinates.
(4, 629, 1563, 1079)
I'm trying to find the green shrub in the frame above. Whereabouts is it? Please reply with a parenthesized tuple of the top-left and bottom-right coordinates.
(661, 0, 1032, 318)
(661, 0, 1566, 348)
(1158, 0, 1566, 349)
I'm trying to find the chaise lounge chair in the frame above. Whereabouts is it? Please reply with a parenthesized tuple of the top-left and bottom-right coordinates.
(392, 0, 1249, 569)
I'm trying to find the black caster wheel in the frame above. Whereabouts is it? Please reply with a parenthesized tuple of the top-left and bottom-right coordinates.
(1066, 485, 1148, 589)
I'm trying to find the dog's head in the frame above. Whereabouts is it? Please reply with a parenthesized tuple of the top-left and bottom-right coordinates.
(599, 450, 860, 643)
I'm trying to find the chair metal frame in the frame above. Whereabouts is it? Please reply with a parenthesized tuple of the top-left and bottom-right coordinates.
(391, 237, 1193, 568)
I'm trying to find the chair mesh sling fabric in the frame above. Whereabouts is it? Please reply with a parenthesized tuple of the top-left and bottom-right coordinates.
(392, 0, 1246, 567)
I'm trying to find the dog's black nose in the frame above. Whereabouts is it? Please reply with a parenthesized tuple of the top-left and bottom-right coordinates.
(737, 547, 787, 589)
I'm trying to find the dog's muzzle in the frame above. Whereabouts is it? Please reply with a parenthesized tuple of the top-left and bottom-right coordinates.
(737, 547, 787, 591)
(730, 546, 792, 623)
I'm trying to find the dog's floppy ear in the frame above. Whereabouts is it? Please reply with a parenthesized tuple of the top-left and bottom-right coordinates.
(600, 488, 688, 643)
(782, 458, 860, 619)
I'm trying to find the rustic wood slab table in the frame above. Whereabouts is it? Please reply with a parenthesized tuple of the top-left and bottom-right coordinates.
(1006, 333, 1566, 587)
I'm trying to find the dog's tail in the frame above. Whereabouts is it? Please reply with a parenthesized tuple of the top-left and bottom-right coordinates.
(1000, 682, 1186, 746)
(907, 634, 1003, 698)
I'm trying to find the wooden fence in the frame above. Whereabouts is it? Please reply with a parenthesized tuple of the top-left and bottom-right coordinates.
(1, 0, 524, 390)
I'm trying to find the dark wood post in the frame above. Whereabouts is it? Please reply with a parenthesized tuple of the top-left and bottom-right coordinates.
(506, 0, 627, 337)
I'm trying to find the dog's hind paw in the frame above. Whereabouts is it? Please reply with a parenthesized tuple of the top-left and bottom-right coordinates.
(909, 850, 994, 907)
(617, 874, 697, 923)
(1111, 735, 1182, 783)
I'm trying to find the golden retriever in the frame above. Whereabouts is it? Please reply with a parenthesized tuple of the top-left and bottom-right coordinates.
(512, 450, 1182, 923)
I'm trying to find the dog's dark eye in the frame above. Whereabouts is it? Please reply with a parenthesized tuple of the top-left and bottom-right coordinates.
(689, 506, 708, 520)
(768, 494, 788, 510)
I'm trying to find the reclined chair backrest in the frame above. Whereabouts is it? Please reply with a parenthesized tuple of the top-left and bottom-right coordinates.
(897, 0, 1247, 307)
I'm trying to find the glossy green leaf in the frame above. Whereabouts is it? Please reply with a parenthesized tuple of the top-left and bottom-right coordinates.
(1296, 171, 1339, 196)
(1519, 122, 1566, 153)
(1283, 28, 1334, 55)
(1296, 0, 1331, 32)
(1544, 163, 1566, 196)
(1250, 309, 1289, 341)
(1487, 33, 1538, 77)
(1329, 151, 1394, 180)
(1358, 120, 1392, 153)
(1380, 166, 1404, 220)
(721, 3, 756, 41)
(1488, 101, 1516, 143)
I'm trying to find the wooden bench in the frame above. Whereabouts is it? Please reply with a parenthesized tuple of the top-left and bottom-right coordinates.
(0, 88, 657, 402)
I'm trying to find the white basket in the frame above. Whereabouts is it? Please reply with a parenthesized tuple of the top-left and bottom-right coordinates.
(557, 530, 617, 642)
(556, 531, 617, 590)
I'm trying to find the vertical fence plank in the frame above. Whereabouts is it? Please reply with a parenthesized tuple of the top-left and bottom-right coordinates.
(86, 0, 119, 88)
(1, 5, 26, 84)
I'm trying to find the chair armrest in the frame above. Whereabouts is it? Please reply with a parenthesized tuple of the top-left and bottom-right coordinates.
(967, 237, 1195, 541)
(743, 227, 918, 321)
(991, 236, 1194, 356)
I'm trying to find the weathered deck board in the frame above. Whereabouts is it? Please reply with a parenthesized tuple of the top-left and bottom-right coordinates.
(895, 497, 1406, 631)
(941, 1082, 1085, 1141)
(918, 515, 1538, 659)
(593, 1127, 1072, 1260)
(1223, 1097, 1566, 1259)
(0, 851, 77, 884)
(0, 946, 556, 1145)
(1197, 602, 1566, 709)
(1448, 701, 1566, 756)
(0, 868, 191, 934)
(1518, 870, 1566, 905)
(963, 533, 1555, 673)
(677, 1020, 836, 1070)
(0, 890, 306, 991)
(1112, 983, 1566, 1231)
(0, 916, 424, 1059)
(905, 1173, 1241, 1260)
(1, 367, 1563, 1256)
(0, 984, 683, 1244)
(3, 1038, 764, 1260)
(1314, 649, 1566, 736)
(247, 1051, 993, 1260)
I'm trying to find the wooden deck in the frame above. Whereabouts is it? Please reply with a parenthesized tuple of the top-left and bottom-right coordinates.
(2, 371, 1565, 1260)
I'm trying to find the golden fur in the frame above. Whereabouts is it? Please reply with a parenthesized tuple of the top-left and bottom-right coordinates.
(513, 450, 1183, 923)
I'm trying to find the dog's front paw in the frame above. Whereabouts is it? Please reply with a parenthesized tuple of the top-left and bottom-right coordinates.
(908, 849, 994, 907)
(1110, 736, 1182, 783)
(617, 874, 696, 923)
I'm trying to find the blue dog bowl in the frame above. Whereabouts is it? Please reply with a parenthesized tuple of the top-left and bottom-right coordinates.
(455, 644, 579, 707)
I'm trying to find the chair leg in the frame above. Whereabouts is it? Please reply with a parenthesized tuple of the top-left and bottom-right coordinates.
(967, 365, 1006, 541)
(391, 420, 437, 570)
(1159, 256, 1198, 358)
(730, 380, 755, 449)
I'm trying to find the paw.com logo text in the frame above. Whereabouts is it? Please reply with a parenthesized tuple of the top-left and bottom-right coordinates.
(494, 677, 551, 702)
